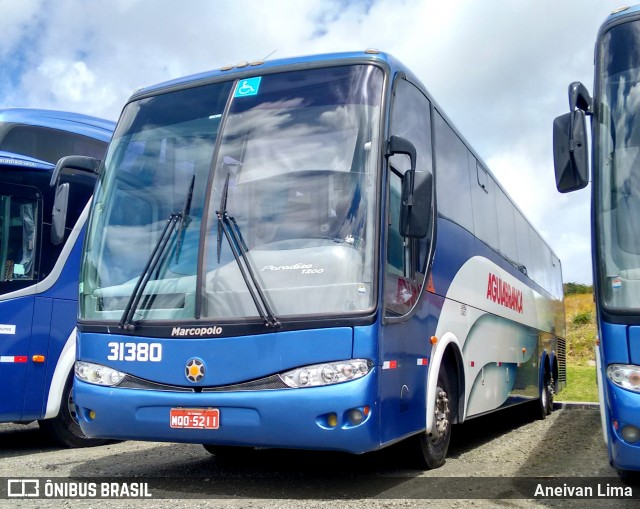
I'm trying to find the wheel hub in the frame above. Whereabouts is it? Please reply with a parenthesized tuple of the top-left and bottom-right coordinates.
(432, 387, 450, 439)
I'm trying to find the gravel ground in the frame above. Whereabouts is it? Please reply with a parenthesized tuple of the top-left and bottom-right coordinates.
(0, 403, 636, 508)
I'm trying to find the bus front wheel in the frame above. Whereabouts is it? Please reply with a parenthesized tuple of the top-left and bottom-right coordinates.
(406, 366, 453, 469)
(38, 372, 109, 448)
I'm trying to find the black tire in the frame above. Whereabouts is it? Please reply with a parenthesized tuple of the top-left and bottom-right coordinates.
(618, 468, 640, 486)
(202, 444, 255, 464)
(538, 370, 554, 420)
(405, 366, 453, 469)
(38, 372, 109, 448)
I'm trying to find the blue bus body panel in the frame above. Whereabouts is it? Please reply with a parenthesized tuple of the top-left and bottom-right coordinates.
(20, 297, 53, 420)
(39, 229, 86, 301)
(627, 326, 640, 364)
(606, 380, 640, 471)
(0, 296, 35, 420)
(74, 359, 381, 453)
(78, 328, 354, 386)
(600, 322, 630, 364)
(598, 323, 640, 471)
(0, 151, 53, 171)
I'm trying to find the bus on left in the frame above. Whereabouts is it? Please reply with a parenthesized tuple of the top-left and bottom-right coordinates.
(0, 108, 114, 447)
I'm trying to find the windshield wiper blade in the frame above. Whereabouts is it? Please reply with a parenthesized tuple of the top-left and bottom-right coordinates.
(119, 212, 182, 330)
(120, 174, 199, 330)
(216, 174, 280, 328)
(175, 173, 196, 263)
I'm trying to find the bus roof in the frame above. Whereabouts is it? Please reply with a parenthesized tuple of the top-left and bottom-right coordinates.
(0, 108, 115, 143)
(130, 50, 414, 100)
(600, 5, 640, 32)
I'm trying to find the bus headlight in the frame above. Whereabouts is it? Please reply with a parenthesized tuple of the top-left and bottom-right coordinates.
(607, 364, 640, 393)
(75, 361, 126, 387)
(280, 359, 372, 388)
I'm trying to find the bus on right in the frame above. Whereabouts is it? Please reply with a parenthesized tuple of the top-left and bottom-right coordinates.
(553, 5, 640, 482)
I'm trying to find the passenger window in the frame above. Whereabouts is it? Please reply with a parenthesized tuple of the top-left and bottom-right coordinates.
(514, 210, 532, 277)
(470, 158, 499, 250)
(434, 112, 474, 232)
(496, 189, 518, 262)
(0, 191, 39, 283)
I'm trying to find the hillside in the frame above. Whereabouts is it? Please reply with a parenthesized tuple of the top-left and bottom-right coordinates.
(564, 292, 597, 365)
(558, 291, 597, 402)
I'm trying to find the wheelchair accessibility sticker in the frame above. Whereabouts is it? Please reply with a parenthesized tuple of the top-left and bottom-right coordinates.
(234, 77, 262, 97)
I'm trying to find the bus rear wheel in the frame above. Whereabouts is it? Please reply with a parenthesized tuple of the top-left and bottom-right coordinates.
(38, 372, 109, 448)
(538, 370, 554, 419)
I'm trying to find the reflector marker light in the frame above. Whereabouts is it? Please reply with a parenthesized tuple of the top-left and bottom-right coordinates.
(32, 355, 45, 363)
(470, 361, 475, 367)
(497, 362, 502, 367)
(382, 360, 398, 370)
(1, 356, 27, 363)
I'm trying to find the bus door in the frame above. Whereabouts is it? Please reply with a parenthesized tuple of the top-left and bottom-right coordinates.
(380, 77, 434, 443)
(0, 183, 44, 420)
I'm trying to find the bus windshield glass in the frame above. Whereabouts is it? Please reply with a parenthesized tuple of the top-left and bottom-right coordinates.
(597, 19, 640, 310)
(80, 64, 383, 323)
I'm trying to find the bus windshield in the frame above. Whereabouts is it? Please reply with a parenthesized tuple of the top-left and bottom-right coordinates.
(597, 19, 640, 310)
(80, 64, 383, 323)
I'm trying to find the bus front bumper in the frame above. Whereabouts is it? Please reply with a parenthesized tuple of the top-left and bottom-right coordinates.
(73, 372, 381, 454)
(607, 381, 640, 472)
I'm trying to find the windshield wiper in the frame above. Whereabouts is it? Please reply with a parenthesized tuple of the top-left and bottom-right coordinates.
(119, 211, 182, 330)
(175, 173, 195, 263)
(120, 175, 196, 330)
(216, 173, 280, 328)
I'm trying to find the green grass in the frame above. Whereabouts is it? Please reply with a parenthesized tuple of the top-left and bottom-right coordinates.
(552, 291, 599, 402)
(556, 364, 598, 403)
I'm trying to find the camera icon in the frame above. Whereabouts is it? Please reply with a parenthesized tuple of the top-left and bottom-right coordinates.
(7, 479, 39, 497)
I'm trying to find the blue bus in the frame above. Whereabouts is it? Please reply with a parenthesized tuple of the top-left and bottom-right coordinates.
(69, 51, 565, 467)
(553, 6, 640, 481)
(0, 108, 114, 447)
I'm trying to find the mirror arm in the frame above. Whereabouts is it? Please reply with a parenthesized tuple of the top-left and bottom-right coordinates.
(50, 156, 101, 187)
(568, 81, 592, 115)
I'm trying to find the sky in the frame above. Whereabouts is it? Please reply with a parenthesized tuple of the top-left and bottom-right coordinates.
(0, 0, 628, 284)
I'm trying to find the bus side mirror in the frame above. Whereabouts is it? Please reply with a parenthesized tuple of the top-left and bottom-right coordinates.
(387, 135, 431, 238)
(553, 82, 591, 193)
(401, 171, 432, 238)
(51, 183, 70, 245)
(49, 156, 100, 245)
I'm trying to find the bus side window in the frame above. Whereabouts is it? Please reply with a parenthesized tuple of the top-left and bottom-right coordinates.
(0, 194, 38, 281)
(385, 78, 432, 317)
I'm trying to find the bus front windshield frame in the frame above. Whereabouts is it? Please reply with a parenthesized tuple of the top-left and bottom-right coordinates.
(80, 64, 383, 325)
(596, 18, 640, 312)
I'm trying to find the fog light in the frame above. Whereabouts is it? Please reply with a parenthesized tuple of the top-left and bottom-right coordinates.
(327, 413, 338, 427)
(89, 410, 96, 420)
(621, 425, 640, 444)
(347, 408, 364, 426)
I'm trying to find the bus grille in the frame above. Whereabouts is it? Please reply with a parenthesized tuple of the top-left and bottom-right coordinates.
(117, 373, 289, 392)
(557, 337, 567, 383)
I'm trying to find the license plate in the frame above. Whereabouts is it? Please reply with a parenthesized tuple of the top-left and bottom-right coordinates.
(170, 408, 220, 429)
